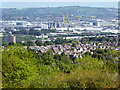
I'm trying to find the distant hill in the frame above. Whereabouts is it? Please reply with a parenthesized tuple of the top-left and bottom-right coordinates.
(2, 6, 117, 20)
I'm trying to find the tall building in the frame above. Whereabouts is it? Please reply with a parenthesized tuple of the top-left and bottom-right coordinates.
(93, 21, 99, 26)
(56, 23, 60, 28)
(48, 22, 57, 29)
(53, 22, 57, 29)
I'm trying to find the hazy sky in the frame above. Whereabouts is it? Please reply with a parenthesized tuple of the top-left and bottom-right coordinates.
(1, 0, 120, 2)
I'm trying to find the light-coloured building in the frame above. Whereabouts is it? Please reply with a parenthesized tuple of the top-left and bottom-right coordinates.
(36, 35, 48, 38)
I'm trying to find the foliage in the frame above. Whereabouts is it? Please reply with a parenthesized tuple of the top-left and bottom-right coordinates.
(3, 6, 117, 21)
(35, 40, 43, 46)
(23, 41, 35, 46)
(56, 69, 118, 88)
(92, 49, 119, 63)
(2, 43, 8, 47)
(72, 43, 76, 47)
(81, 37, 118, 43)
(44, 41, 53, 46)
(8, 42, 14, 46)
(2, 46, 119, 88)
(2, 46, 38, 88)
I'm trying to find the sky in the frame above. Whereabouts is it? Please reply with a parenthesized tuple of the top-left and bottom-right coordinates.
(1, 0, 120, 2)
(1, 0, 119, 8)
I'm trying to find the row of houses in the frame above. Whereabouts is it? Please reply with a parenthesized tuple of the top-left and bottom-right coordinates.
(29, 41, 119, 58)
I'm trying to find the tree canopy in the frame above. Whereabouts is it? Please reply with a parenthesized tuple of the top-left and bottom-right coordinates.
(2, 45, 119, 88)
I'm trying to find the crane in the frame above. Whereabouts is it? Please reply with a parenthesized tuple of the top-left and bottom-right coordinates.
(66, 13, 69, 23)
(63, 12, 65, 24)
(75, 16, 82, 23)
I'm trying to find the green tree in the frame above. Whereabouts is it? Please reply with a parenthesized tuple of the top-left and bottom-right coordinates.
(71, 48, 74, 51)
(96, 42, 99, 46)
(9, 42, 14, 46)
(27, 41, 35, 46)
(2, 46, 38, 88)
(35, 40, 43, 46)
(42, 50, 55, 65)
(85, 51, 92, 56)
(2, 43, 8, 47)
(112, 38, 117, 42)
(72, 43, 76, 47)
(44, 41, 52, 46)
(54, 53, 61, 61)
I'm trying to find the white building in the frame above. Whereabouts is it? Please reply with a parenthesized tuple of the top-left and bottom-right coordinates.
(36, 35, 48, 38)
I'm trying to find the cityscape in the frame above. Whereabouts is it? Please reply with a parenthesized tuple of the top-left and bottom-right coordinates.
(0, 1, 120, 89)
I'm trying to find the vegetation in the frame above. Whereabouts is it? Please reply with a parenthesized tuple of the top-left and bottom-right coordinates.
(35, 40, 43, 46)
(81, 37, 118, 43)
(12, 38, 76, 46)
(49, 33, 116, 38)
(16, 35, 37, 42)
(2, 6, 117, 21)
(2, 45, 119, 88)
(54, 38, 75, 44)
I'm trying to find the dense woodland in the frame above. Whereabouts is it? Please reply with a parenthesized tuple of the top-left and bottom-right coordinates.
(2, 44, 119, 88)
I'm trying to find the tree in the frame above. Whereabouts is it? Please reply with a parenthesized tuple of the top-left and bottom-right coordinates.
(71, 48, 74, 51)
(77, 41, 79, 44)
(55, 38, 64, 44)
(96, 42, 99, 46)
(54, 53, 61, 61)
(85, 51, 92, 56)
(44, 41, 52, 46)
(72, 43, 76, 47)
(42, 50, 54, 65)
(27, 41, 35, 46)
(69, 55, 76, 62)
(35, 40, 43, 46)
(2, 43, 8, 47)
(61, 52, 65, 56)
(2, 46, 38, 88)
(9, 42, 14, 46)
(94, 49, 104, 54)
(61, 55, 71, 64)
(104, 49, 110, 53)
(97, 54, 105, 61)
(112, 38, 117, 42)
(105, 50, 119, 63)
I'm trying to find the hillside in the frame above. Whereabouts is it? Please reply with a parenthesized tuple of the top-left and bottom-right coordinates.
(2, 6, 117, 20)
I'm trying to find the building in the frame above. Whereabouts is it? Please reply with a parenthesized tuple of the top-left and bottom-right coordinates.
(41, 23, 48, 29)
(36, 35, 48, 39)
(48, 22, 57, 29)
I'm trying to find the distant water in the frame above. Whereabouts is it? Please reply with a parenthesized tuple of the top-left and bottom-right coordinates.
(2, 2, 118, 8)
